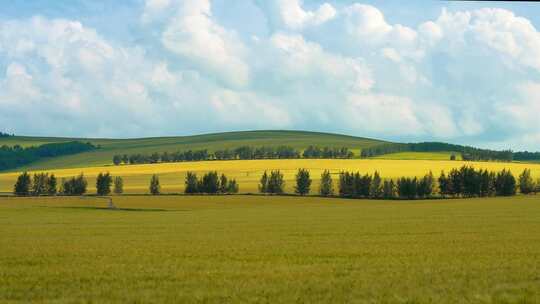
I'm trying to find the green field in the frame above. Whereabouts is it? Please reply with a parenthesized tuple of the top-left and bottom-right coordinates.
(1, 195, 539, 303)
(0, 130, 384, 171)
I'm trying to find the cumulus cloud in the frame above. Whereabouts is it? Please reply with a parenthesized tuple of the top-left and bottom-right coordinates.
(157, 0, 250, 87)
(1, 2, 540, 150)
(255, 0, 336, 30)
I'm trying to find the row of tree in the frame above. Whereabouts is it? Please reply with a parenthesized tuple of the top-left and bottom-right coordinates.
(13, 167, 539, 199)
(1, 141, 96, 171)
(184, 172, 239, 194)
(514, 151, 540, 162)
(0, 132, 13, 137)
(13, 172, 123, 196)
(258, 167, 539, 199)
(113, 146, 355, 165)
(13, 171, 238, 196)
(360, 142, 515, 162)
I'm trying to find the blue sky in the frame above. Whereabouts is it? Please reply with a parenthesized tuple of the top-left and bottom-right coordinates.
(1, 0, 540, 150)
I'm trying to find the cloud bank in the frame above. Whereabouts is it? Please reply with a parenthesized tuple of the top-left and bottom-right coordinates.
(0, 0, 539, 150)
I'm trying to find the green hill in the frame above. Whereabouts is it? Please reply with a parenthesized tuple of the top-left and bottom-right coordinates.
(0, 130, 385, 171)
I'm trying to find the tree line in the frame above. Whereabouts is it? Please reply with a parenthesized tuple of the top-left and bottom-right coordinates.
(12, 167, 538, 200)
(360, 142, 516, 162)
(12, 171, 238, 196)
(0, 141, 96, 171)
(257, 166, 539, 199)
(0, 132, 14, 137)
(113, 145, 354, 165)
(513, 151, 540, 162)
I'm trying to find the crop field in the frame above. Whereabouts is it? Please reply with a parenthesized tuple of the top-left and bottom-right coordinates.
(1, 159, 539, 195)
(1, 195, 539, 303)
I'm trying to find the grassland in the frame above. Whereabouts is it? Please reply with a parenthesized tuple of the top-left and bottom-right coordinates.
(0, 130, 384, 171)
(1, 159, 539, 195)
(1, 195, 539, 303)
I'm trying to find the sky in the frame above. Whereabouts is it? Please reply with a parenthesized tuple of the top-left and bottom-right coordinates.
(1, 0, 540, 151)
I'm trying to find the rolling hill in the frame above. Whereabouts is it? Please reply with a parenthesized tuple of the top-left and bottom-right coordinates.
(0, 130, 385, 171)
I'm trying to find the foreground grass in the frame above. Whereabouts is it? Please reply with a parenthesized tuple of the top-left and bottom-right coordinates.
(1, 195, 539, 303)
(1, 159, 539, 194)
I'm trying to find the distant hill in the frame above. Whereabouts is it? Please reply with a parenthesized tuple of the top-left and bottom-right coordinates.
(0, 130, 385, 171)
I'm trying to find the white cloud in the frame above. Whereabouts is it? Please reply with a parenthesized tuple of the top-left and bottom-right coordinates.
(256, 0, 336, 30)
(211, 90, 291, 127)
(345, 93, 423, 136)
(268, 33, 374, 92)
(2, 3, 540, 149)
(160, 0, 250, 87)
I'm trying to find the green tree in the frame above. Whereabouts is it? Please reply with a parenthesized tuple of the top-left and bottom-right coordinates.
(113, 176, 124, 195)
(219, 174, 228, 194)
(13, 172, 31, 196)
(382, 180, 396, 199)
(294, 168, 311, 196)
(113, 155, 122, 165)
(518, 169, 535, 194)
(417, 172, 434, 198)
(227, 179, 239, 194)
(268, 170, 285, 194)
(149, 175, 160, 195)
(185, 172, 199, 194)
(319, 170, 333, 197)
(47, 174, 57, 195)
(31, 173, 49, 196)
(96, 172, 113, 196)
(370, 171, 383, 199)
(62, 174, 87, 196)
(494, 169, 516, 196)
(200, 171, 220, 194)
(259, 171, 269, 194)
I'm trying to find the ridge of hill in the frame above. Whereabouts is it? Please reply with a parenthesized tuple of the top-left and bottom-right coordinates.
(0, 130, 385, 171)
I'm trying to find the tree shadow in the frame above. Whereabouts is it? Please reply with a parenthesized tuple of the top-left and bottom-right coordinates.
(41, 206, 181, 212)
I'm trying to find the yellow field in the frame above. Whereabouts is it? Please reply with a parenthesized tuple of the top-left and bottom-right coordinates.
(1, 159, 539, 194)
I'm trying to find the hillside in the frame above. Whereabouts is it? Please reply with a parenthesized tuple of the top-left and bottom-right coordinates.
(0, 130, 385, 171)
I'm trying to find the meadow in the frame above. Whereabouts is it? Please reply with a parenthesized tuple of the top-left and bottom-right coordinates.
(1, 195, 539, 303)
(1, 159, 539, 195)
